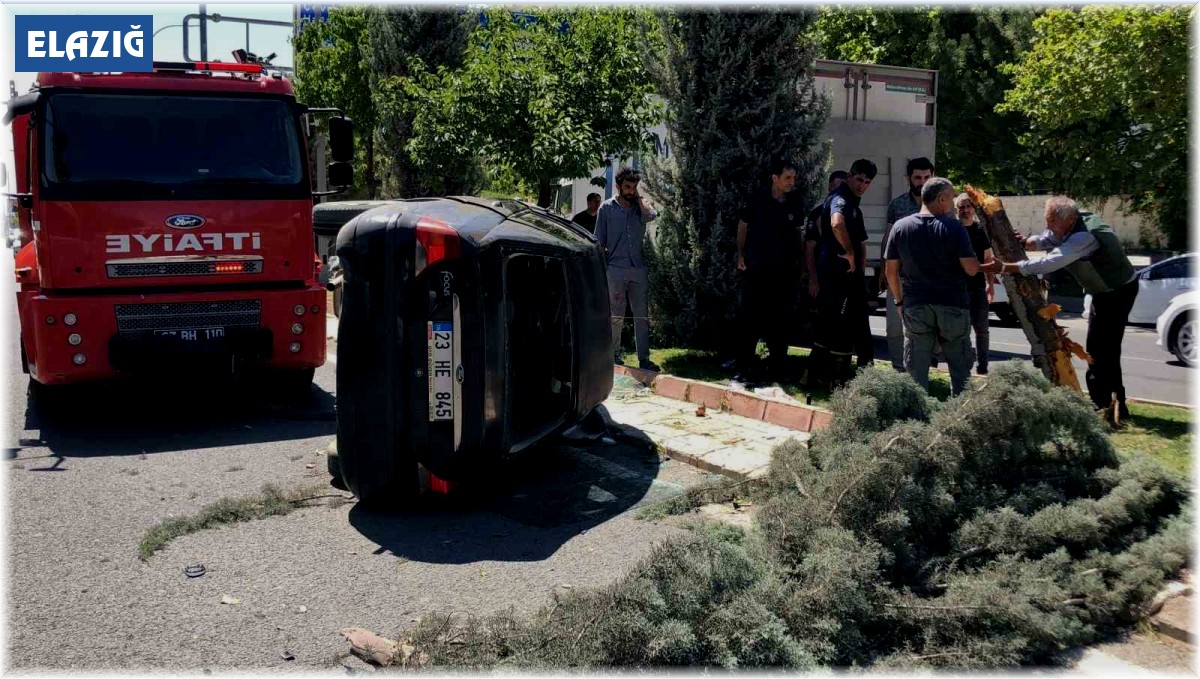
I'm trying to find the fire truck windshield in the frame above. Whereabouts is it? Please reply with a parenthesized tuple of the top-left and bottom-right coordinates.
(39, 93, 307, 201)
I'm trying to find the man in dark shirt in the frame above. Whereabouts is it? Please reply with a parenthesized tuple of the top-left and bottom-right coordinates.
(884, 177, 981, 395)
(954, 192, 995, 375)
(804, 170, 848, 300)
(571, 193, 601, 233)
(734, 158, 805, 381)
(805, 158, 876, 389)
(883, 157, 935, 371)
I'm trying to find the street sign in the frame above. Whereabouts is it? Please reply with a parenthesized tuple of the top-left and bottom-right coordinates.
(915, 94, 936, 104)
(298, 5, 329, 25)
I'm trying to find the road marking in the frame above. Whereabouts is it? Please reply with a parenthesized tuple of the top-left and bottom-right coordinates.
(986, 340, 1169, 364)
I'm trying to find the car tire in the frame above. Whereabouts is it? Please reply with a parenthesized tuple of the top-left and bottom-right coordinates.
(1171, 313, 1198, 367)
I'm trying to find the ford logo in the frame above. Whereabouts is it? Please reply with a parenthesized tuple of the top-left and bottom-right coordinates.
(165, 214, 205, 229)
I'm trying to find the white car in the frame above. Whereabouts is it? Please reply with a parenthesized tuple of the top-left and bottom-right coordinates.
(1157, 290, 1200, 367)
(1085, 253, 1197, 325)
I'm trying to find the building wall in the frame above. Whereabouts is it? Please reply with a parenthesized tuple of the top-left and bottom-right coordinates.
(997, 195, 1147, 247)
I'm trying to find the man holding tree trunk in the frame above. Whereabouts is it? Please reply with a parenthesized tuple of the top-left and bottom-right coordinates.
(981, 196, 1137, 418)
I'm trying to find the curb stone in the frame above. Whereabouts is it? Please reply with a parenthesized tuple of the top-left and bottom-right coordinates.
(614, 366, 830, 434)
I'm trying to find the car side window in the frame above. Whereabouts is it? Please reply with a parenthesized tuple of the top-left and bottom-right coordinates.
(1149, 258, 1190, 281)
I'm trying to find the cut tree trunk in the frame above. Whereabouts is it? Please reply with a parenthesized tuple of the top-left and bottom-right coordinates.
(965, 186, 1089, 392)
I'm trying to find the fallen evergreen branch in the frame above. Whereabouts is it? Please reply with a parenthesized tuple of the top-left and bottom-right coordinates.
(394, 363, 1190, 669)
(138, 483, 345, 560)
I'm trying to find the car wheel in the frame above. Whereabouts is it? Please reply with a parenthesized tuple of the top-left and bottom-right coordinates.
(1171, 313, 1198, 367)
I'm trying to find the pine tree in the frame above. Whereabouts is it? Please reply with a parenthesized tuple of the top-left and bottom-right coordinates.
(643, 9, 829, 349)
(365, 8, 476, 197)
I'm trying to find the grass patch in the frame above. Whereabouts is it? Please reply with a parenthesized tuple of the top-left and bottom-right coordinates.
(1111, 402, 1192, 477)
(621, 345, 953, 407)
(138, 483, 342, 561)
(635, 477, 752, 522)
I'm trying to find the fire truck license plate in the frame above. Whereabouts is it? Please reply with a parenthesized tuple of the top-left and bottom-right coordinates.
(154, 327, 225, 341)
(428, 321, 455, 422)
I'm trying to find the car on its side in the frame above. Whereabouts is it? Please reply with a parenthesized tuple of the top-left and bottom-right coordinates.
(332, 196, 614, 505)
(1156, 290, 1200, 367)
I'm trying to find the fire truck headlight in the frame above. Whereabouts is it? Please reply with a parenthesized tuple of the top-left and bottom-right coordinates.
(293, 305, 305, 316)
(291, 323, 303, 335)
(72, 353, 87, 365)
(288, 342, 301, 353)
(63, 313, 78, 326)
(67, 333, 82, 346)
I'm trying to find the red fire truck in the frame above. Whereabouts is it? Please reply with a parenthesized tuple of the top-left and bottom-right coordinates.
(3, 59, 353, 397)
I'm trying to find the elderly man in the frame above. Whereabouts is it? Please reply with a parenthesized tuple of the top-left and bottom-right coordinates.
(982, 196, 1137, 417)
(885, 177, 981, 395)
(882, 157, 935, 371)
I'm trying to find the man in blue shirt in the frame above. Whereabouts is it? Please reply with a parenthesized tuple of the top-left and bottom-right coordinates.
(884, 177, 982, 395)
(594, 167, 660, 371)
(805, 158, 877, 390)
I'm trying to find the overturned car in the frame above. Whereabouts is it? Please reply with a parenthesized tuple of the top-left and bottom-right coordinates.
(333, 197, 614, 505)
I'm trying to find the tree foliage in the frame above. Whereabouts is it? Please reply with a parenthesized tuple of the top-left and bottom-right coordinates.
(366, 8, 476, 197)
(404, 8, 661, 206)
(398, 364, 1190, 669)
(811, 8, 1039, 192)
(645, 9, 829, 349)
(998, 7, 1190, 249)
(293, 7, 377, 198)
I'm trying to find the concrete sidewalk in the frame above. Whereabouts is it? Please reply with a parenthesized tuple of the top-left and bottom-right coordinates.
(603, 377, 807, 481)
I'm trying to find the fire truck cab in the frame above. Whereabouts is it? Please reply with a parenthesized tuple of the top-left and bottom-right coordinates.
(3, 60, 353, 396)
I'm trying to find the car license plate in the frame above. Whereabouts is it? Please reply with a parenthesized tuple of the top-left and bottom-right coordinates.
(154, 327, 225, 341)
(428, 321, 455, 421)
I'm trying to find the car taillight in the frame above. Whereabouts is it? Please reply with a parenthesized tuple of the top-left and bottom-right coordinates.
(414, 216, 461, 276)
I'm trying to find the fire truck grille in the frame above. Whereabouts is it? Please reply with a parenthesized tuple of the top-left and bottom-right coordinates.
(107, 260, 264, 277)
(114, 300, 262, 333)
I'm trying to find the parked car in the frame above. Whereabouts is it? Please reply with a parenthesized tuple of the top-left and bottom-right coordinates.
(1157, 290, 1200, 367)
(989, 279, 1019, 325)
(1084, 253, 1196, 325)
(333, 196, 614, 505)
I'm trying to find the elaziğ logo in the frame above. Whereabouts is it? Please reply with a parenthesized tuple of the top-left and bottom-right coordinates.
(16, 15, 153, 73)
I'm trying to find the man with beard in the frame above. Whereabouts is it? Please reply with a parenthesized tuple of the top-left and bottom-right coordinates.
(595, 167, 660, 371)
(883, 157, 936, 372)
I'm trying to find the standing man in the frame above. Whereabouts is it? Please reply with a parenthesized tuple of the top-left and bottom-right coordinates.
(884, 177, 981, 395)
(594, 167, 661, 372)
(733, 158, 805, 382)
(981, 196, 1138, 418)
(807, 158, 876, 388)
(882, 157, 935, 372)
(954, 193, 995, 375)
(804, 170, 848, 300)
(572, 192, 602, 233)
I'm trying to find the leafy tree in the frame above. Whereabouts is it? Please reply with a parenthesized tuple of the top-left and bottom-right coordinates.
(811, 8, 1040, 191)
(644, 9, 829, 349)
(404, 8, 661, 206)
(293, 8, 377, 198)
(365, 8, 476, 197)
(998, 7, 1190, 249)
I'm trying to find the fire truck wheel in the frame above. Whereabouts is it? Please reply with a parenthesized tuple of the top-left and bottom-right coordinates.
(27, 378, 63, 412)
(273, 367, 316, 403)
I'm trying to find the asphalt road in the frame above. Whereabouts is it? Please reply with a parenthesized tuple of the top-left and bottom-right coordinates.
(2, 307, 714, 670)
(867, 311, 1194, 406)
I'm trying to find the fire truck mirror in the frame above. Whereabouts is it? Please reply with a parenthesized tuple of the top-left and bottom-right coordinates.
(328, 116, 355, 163)
(327, 161, 354, 189)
